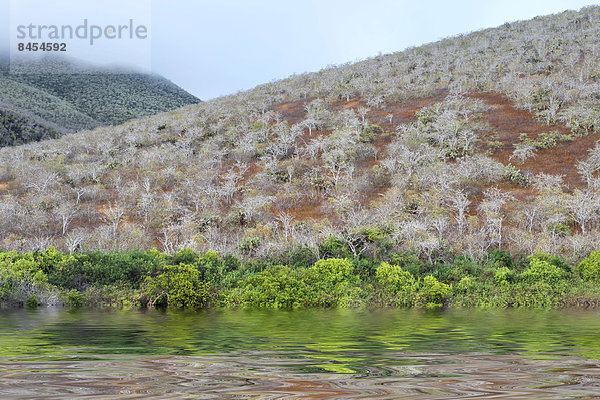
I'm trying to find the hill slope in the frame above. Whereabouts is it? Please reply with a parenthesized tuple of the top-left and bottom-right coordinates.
(0, 58, 199, 146)
(0, 6, 599, 263)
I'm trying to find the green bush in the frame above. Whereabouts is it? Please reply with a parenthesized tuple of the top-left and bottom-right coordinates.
(310, 258, 355, 285)
(0, 251, 46, 282)
(196, 250, 226, 283)
(420, 275, 450, 307)
(274, 247, 317, 269)
(494, 267, 516, 285)
(455, 277, 474, 294)
(0, 245, 594, 310)
(488, 249, 513, 268)
(236, 265, 309, 309)
(65, 289, 84, 308)
(49, 250, 164, 289)
(359, 124, 383, 143)
(143, 264, 211, 309)
(166, 248, 199, 266)
(529, 253, 571, 273)
(25, 294, 39, 309)
(0, 251, 51, 305)
(376, 262, 416, 293)
(239, 237, 261, 255)
(452, 255, 483, 278)
(319, 236, 353, 259)
(433, 256, 483, 283)
(504, 163, 529, 186)
(521, 258, 565, 284)
(578, 251, 600, 281)
(389, 251, 425, 276)
(33, 247, 66, 275)
(547, 222, 570, 238)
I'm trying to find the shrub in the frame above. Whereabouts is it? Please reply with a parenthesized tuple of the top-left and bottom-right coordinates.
(433, 256, 483, 283)
(301, 258, 361, 307)
(578, 251, 600, 281)
(239, 237, 261, 255)
(494, 267, 515, 285)
(25, 294, 39, 309)
(518, 131, 573, 150)
(166, 248, 199, 265)
(319, 236, 352, 259)
(504, 163, 529, 186)
(65, 289, 84, 308)
(33, 246, 66, 275)
(452, 255, 483, 277)
(310, 258, 355, 285)
(237, 265, 308, 309)
(389, 251, 425, 276)
(196, 250, 225, 283)
(488, 249, 513, 268)
(275, 247, 317, 269)
(547, 222, 570, 238)
(376, 262, 416, 293)
(455, 277, 474, 293)
(529, 253, 571, 273)
(359, 124, 383, 143)
(143, 263, 211, 309)
(521, 258, 565, 284)
(420, 275, 450, 307)
(49, 250, 164, 289)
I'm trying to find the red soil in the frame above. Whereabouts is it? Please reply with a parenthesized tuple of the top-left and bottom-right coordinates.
(257, 91, 596, 222)
(471, 92, 594, 189)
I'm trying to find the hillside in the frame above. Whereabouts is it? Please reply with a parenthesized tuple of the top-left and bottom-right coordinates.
(0, 57, 200, 146)
(1, 6, 600, 265)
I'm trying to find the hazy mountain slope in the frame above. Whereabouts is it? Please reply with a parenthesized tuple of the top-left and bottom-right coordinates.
(0, 6, 599, 263)
(0, 58, 200, 146)
(0, 108, 61, 146)
(0, 77, 101, 131)
(11, 73, 200, 126)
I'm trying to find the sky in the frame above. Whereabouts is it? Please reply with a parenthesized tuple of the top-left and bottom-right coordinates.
(1, 0, 599, 99)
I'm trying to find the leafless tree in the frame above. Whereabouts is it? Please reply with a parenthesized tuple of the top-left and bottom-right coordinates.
(105, 203, 126, 238)
(510, 145, 537, 163)
(566, 189, 599, 234)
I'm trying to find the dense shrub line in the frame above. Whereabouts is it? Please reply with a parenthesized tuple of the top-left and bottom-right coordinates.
(2, 244, 600, 310)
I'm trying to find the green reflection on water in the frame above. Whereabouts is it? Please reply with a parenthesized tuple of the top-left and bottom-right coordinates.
(1, 308, 600, 373)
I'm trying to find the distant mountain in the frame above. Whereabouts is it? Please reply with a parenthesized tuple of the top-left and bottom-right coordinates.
(0, 56, 199, 146)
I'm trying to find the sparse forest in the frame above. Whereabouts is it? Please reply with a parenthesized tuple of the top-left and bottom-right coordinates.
(2, 6, 600, 308)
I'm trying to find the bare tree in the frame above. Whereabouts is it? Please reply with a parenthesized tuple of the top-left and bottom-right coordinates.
(566, 189, 599, 235)
(445, 190, 470, 233)
(478, 187, 515, 249)
(105, 203, 126, 238)
(275, 213, 295, 242)
(510, 145, 537, 164)
(55, 202, 79, 235)
(357, 107, 370, 123)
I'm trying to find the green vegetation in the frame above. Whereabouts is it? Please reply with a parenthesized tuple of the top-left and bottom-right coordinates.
(503, 163, 529, 186)
(143, 263, 211, 308)
(0, 109, 61, 146)
(517, 131, 574, 150)
(11, 73, 200, 127)
(2, 245, 600, 310)
(578, 251, 600, 282)
(0, 58, 199, 147)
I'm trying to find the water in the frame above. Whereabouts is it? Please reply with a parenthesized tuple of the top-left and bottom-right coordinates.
(1, 308, 600, 399)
